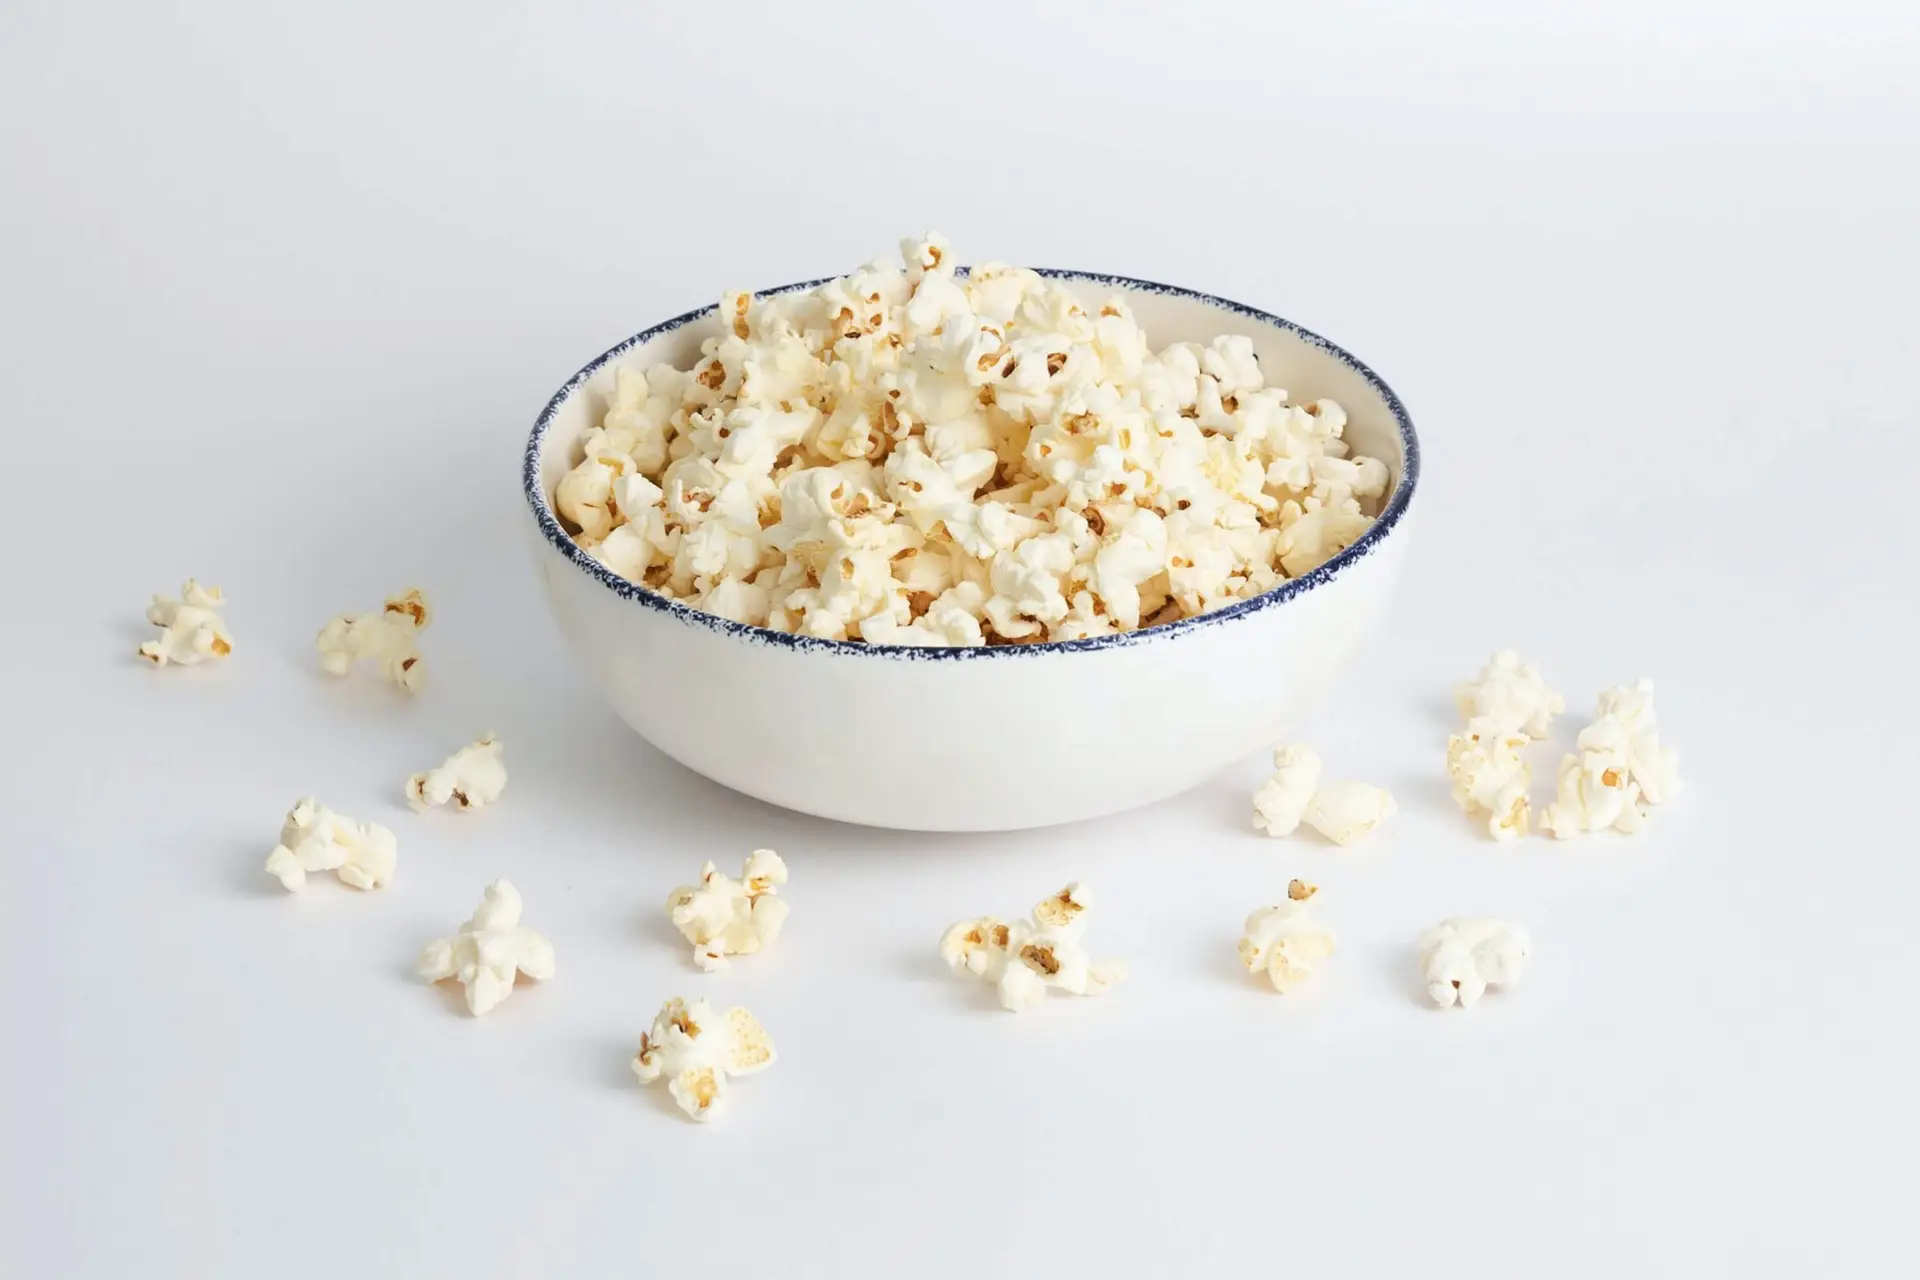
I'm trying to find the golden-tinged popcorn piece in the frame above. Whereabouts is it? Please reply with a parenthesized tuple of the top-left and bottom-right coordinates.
(939, 882, 1126, 1012)
(632, 997, 776, 1123)
(1445, 720, 1533, 841)
(316, 588, 430, 692)
(1540, 715, 1648, 838)
(1593, 678, 1683, 804)
(1418, 917, 1531, 1008)
(1238, 880, 1337, 993)
(1540, 679, 1680, 838)
(666, 850, 789, 971)
(137, 579, 232, 667)
(1302, 780, 1397, 846)
(418, 879, 555, 1017)
(264, 797, 397, 891)
(406, 732, 507, 812)
(1252, 744, 1323, 837)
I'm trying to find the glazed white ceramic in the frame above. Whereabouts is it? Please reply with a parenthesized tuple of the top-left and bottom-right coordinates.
(523, 272, 1420, 831)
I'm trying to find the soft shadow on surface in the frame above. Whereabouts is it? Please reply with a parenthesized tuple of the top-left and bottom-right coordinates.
(224, 844, 290, 897)
(601, 1037, 642, 1092)
(899, 946, 957, 988)
(1391, 945, 1439, 1010)
(1421, 692, 1460, 732)
(1385, 772, 1458, 827)
(642, 899, 689, 952)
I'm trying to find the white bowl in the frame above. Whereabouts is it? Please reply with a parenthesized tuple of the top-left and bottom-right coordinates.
(523, 271, 1421, 832)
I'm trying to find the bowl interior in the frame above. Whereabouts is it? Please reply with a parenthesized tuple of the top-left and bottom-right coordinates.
(528, 270, 1417, 649)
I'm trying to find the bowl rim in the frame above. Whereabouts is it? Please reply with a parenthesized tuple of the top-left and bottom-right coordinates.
(523, 268, 1420, 661)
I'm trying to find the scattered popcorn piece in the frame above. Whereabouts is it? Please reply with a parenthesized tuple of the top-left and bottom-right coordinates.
(406, 732, 507, 812)
(1454, 650, 1564, 738)
(263, 797, 397, 891)
(1302, 780, 1397, 846)
(315, 588, 430, 692)
(632, 997, 776, 1123)
(1445, 720, 1534, 841)
(666, 849, 789, 971)
(939, 882, 1127, 1012)
(1418, 917, 1531, 1008)
(554, 235, 1394, 645)
(1594, 678, 1683, 804)
(1252, 744, 1323, 837)
(1238, 879, 1336, 993)
(137, 579, 232, 666)
(1539, 714, 1648, 838)
(417, 879, 555, 1016)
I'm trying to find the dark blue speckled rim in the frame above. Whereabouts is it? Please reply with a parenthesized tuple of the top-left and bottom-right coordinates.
(523, 269, 1420, 660)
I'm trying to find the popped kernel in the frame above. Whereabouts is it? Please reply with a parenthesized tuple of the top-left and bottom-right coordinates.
(316, 588, 430, 691)
(632, 997, 776, 1123)
(1418, 917, 1531, 1009)
(1238, 879, 1336, 993)
(406, 732, 507, 812)
(665, 849, 789, 971)
(418, 879, 554, 1017)
(137, 579, 232, 667)
(264, 797, 396, 892)
(938, 882, 1126, 1012)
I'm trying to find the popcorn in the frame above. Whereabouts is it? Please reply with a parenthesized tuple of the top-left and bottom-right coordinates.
(137, 579, 232, 667)
(1238, 879, 1336, 993)
(1594, 678, 1683, 804)
(406, 732, 507, 812)
(1275, 496, 1372, 577)
(1454, 650, 1564, 738)
(1418, 917, 1531, 1008)
(264, 797, 397, 891)
(316, 588, 430, 692)
(1302, 780, 1397, 846)
(418, 879, 555, 1016)
(666, 849, 789, 971)
(1539, 714, 1649, 838)
(1252, 744, 1323, 837)
(939, 882, 1127, 1012)
(554, 235, 1393, 644)
(1445, 720, 1533, 841)
(632, 997, 776, 1123)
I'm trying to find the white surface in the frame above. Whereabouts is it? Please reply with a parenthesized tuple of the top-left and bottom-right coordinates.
(2, 2, 1915, 1276)
(530, 279, 1413, 830)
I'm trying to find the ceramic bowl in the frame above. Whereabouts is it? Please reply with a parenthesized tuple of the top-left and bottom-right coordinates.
(523, 271, 1420, 831)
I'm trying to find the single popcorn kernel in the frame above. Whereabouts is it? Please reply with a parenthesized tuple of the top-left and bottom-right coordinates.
(665, 849, 789, 971)
(1239, 879, 1337, 993)
(406, 732, 507, 812)
(264, 797, 397, 892)
(1418, 917, 1531, 1009)
(418, 879, 555, 1017)
(1252, 744, 1323, 837)
(1302, 779, 1397, 846)
(554, 234, 1392, 645)
(939, 882, 1126, 1012)
(1455, 650, 1564, 738)
(1540, 681, 1680, 839)
(1445, 720, 1534, 842)
(138, 579, 233, 667)
(316, 588, 430, 692)
(632, 997, 776, 1123)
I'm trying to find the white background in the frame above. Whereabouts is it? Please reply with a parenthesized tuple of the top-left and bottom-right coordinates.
(3, 2, 1916, 1276)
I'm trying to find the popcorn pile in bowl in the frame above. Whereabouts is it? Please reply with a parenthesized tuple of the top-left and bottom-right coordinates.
(552, 234, 1392, 645)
